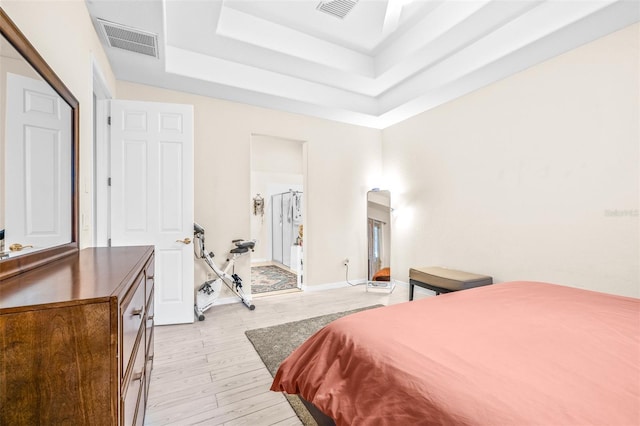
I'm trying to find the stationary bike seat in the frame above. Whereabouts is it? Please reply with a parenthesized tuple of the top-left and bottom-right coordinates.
(234, 241, 256, 250)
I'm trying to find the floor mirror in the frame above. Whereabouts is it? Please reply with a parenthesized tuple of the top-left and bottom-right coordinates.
(366, 189, 394, 292)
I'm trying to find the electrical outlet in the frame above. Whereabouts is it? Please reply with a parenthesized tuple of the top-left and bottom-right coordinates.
(343, 258, 349, 266)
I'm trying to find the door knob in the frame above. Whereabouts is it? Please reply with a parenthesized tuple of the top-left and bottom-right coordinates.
(176, 237, 191, 245)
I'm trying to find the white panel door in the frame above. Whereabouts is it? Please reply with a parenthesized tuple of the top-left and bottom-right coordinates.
(110, 100, 194, 325)
(5, 73, 72, 253)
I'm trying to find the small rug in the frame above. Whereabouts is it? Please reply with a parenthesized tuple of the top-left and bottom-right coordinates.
(251, 265, 298, 294)
(245, 305, 384, 425)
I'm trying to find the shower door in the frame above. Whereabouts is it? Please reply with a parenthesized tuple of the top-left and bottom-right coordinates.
(271, 191, 303, 269)
(271, 194, 283, 264)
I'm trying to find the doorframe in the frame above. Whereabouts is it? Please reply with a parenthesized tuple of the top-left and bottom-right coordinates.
(249, 134, 308, 290)
(301, 140, 308, 289)
(91, 56, 113, 247)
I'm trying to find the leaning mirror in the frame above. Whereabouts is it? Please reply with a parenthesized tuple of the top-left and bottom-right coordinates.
(366, 189, 394, 292)
(0, 8, 78, 280)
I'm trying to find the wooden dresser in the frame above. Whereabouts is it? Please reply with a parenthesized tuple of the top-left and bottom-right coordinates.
(0, 246, 155, 425)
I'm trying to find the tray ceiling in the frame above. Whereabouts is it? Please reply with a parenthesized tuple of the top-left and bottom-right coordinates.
(86, 0, 640, 129)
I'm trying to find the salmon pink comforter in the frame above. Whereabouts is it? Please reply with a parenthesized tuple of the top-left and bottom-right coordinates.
(271, 281, 640, 425)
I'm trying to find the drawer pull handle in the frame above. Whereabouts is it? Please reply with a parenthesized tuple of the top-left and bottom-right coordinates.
(148, 355, 154, 361)
(131, 308, 143, 318)
(147, 275, 154, 281)
(132, 371, 143, 382)
(148, 315, 154, 320)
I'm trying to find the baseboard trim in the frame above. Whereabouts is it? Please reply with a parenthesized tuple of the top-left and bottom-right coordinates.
(301, 278, 366, 292)
(300, 279, 433, 296)
(213, 296, 248, 306)
(209, 280, 432, 310)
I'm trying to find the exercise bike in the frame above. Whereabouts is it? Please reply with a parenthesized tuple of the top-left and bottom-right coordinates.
(193, 223, 256, 321)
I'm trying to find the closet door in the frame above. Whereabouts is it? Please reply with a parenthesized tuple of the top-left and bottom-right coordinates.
(271, 194, 283, 264)
(110, 100, 194, 325)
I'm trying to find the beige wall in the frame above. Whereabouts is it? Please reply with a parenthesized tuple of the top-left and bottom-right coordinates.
(382, 23, 640, 297)
(1, 0, 117, 248)
(251, 134, 303, 175)
(116, 81, 382, 292)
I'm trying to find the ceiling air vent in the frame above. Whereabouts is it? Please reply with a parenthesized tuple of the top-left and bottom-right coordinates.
(316, 0, 359, 19)
(97, 18, 159, 58)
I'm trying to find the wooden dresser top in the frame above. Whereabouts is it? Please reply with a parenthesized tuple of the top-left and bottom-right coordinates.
(0, 246, 154, 313)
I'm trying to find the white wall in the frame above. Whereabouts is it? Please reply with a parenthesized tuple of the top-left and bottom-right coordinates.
(383, 23, 640, 297)
(1, 0, 117, 248)
(116, 81, 382, 293)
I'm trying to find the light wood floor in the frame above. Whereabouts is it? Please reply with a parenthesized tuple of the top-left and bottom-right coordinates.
(144, 283, 431, 425)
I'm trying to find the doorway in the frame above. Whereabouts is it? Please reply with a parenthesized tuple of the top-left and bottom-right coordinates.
(250, 134, 305, 296)
(92, 66, 196, 324)
(92, 58, 112, 248)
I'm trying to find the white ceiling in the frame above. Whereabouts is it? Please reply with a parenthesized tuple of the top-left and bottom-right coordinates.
(86, 0, 640, 129)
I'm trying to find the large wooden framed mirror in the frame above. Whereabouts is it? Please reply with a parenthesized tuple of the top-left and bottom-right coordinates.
(0, 8, 79, 280)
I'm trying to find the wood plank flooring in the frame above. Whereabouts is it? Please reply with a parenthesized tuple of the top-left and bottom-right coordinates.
(145, 284, 430, 425)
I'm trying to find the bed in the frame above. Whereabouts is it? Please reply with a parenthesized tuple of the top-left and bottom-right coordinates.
(271, 281, 640, 425)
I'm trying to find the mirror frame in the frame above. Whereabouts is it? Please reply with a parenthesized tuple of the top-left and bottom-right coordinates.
(0, 8, 79, 281)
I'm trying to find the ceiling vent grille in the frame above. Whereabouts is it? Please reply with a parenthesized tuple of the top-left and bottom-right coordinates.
(316, 0, 359, 19)
(97, 18, 159, 58)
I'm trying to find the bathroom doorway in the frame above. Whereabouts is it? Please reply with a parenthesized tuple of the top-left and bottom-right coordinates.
(250, 134, 305, 296)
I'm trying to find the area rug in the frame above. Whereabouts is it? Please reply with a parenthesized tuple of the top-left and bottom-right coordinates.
(245, 305, 384, 425)
(251, 265, 298, 294)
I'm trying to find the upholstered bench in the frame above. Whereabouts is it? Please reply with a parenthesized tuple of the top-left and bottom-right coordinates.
(409, 266, 493, 300)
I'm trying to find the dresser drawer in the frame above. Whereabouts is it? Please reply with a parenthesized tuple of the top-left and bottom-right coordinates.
(122, 336, 145, 426)
(145, 326, 154, 404)
(121, 274, 146, 379)
(146, 288, 154, 350)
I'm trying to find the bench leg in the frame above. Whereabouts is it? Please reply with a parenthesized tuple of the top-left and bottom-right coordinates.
(409, 283, 415, 301)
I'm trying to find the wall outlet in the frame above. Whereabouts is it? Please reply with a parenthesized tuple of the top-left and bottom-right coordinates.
(343, 258, 349, 266)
